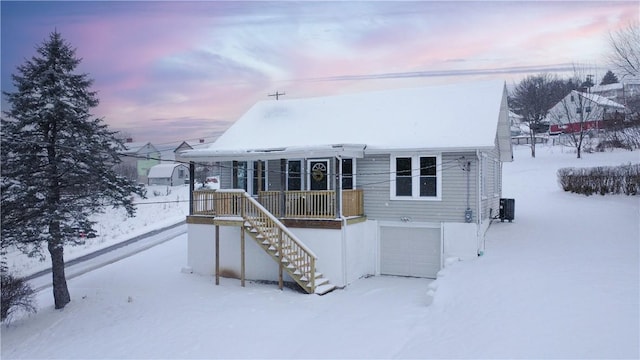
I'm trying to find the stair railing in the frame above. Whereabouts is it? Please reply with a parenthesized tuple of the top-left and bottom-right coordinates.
(239, 192, 318, 293)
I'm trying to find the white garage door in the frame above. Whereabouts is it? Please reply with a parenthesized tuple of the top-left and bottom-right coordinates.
(380, 226, 441, 278)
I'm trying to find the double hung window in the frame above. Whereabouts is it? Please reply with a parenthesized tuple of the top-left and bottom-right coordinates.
(390, 155, 441, 200)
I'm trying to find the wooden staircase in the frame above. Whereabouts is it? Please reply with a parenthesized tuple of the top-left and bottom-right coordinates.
(239, 192, 335, 295)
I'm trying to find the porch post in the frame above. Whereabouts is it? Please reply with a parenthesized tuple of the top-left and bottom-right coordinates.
(215, 225, 220, 285)
(278, 228, 283, 290)
(280, 159, 286, 218)
(335, 157, 342, 218)
(257, 160, 263, 194)
(189, 161, 195, 215)
(240, 225, 245, 287)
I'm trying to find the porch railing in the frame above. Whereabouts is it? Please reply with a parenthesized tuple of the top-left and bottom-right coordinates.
(192, 189, 364, 218)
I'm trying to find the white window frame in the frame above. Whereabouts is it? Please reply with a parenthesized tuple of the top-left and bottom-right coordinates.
(307, 158, 330, 191)
(389, 153, 442, 201)
(341, 158, 356, 190)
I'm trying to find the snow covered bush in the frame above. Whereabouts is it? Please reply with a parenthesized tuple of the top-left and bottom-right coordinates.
(1, 272, 36, 322)
(558, 163, 640, 195)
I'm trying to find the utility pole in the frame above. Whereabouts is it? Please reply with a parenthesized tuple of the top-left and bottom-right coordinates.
(268, 91, 286, 100)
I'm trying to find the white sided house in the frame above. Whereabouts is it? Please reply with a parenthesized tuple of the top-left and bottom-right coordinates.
(180, 80, 513, 295)
(147, 163, 189, 186)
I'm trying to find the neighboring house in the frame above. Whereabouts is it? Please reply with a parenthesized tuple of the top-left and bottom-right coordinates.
(121, 140, 161, 184)
(589, 79, 640, 105)
(509, 110, 526, 136)
(546, 90, 626, 134)
(174, 139, 211, 164)
(180, 80, 512, 295)
(147, 163, 189, 186)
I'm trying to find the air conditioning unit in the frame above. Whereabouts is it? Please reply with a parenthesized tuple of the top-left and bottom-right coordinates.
(499, 198, 515, 222)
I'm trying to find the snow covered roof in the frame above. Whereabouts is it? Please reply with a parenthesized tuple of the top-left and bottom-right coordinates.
(183, 80, 509, 160)
(576, 91, 625, 109)
(147, 163, 187, 178)
(123, 142, 155, 154)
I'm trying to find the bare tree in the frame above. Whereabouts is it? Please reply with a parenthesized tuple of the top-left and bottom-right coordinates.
(547, 90, 605, 158)
(608, 21, 640, 78)
(509, 74, 574, 157)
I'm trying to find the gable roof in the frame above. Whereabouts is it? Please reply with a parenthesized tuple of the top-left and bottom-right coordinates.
(574, 91, 625, 109)
(122, 141, 158, 154)
(147, 163, 187, 179)
(184, 80, 510, 160)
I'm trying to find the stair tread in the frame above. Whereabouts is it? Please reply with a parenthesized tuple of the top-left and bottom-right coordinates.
(314, 284, 336, 295)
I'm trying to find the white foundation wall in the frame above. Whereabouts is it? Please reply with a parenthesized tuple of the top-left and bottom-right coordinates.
(344, 220, 377, 284)
(442, 222, 480, 261)
(286, 227, 344, 287)
(187, 223, 216, 275)
(187, 223, 291, 282)
(187, 222, 377, 288)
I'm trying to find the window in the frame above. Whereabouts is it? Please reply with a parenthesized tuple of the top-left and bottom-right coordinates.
(576, 107, 582, 114)
(178, 168, 185, 179)
(232, 161, 247, 191)
(287, 160, 302, 190)
(252, 161, 266, 196)
(420, 157, 437, 197)
(342, 158, 354, 190)
(390, 155, 441, 200)
(395, 157, 412, 196)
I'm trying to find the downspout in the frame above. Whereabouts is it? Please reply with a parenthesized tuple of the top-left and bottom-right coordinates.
(189, 161, 195, 216)
(476, 150, 484, 254)
(337, 155, 348, 286)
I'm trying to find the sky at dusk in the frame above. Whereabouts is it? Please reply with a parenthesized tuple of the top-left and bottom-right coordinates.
(1, 1, 638, 146)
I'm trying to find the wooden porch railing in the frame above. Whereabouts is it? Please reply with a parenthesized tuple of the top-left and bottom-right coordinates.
(259, 189, 364, 218)
(342, 189, 364, 217)
(193, 189, 364, 218)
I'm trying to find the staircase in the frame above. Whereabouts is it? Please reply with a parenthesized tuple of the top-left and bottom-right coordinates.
(239, 192, 335, 295)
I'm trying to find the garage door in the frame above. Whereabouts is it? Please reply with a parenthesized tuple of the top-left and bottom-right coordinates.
(380, 226, 441, 278)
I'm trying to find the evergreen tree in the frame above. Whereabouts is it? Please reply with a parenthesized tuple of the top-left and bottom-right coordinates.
(1, 31, 144, 309)
(600, 70, 619, 85)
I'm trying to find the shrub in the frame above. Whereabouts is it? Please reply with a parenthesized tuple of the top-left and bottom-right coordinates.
(1, 272, 37, 322)
(558, 163, 640, 196)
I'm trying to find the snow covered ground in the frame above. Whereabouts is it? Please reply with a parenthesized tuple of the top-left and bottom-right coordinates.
(2, 144, 639, 359)
(4, 184, 191, 278)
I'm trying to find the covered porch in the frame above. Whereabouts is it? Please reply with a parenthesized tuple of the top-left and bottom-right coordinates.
(185, 144, 367, 221)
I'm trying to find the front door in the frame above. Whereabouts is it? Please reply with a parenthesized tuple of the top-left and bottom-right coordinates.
(308, 160, 329, 190)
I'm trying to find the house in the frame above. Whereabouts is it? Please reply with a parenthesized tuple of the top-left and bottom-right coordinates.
(546, 90, 626, 134)
(179, 80, 512, 295)
(589, 79, 640, 105)
(121, 140, 161, 184)
(147, 163, 189, 186)
(174, 139, 211, 164)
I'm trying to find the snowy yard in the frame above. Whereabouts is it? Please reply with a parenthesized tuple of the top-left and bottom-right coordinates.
(2, 144, 639, 359)
(4, 184, 190, 278)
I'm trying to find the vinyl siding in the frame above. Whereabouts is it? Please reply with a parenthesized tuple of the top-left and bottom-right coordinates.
(480, 137, 502, 221)
(359, 152, 479, 223)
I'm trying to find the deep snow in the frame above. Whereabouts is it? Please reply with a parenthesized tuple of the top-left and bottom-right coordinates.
(4, 184, 190, 278)
(1, 144, 639, 359)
